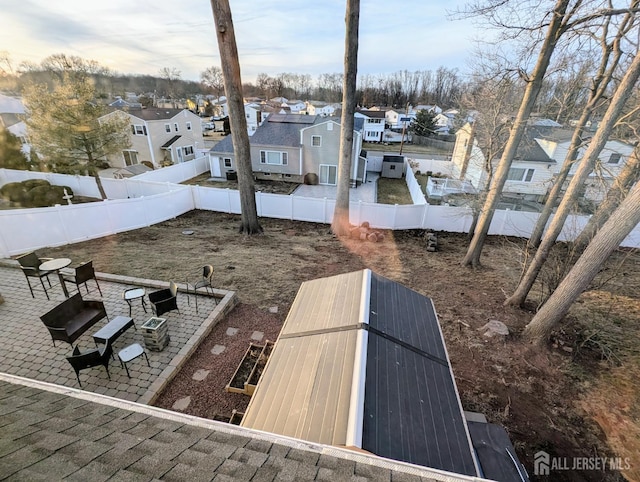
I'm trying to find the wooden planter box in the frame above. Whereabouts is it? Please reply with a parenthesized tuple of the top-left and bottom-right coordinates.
(225, 343, 263, 395)
(141, 316, 170, 351)
(245, 340, 274, 396)
(229, 409, 244, 425)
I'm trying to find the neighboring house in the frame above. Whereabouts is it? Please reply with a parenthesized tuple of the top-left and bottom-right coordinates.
(108, 97, 142, 109)
(433, 113, 454, 134)
(0, 94, 30, 156)
(451, 122, 634, 204)
(305, 101, 339, 117)
(451, 123, 557, 202)
(209, 114, 365, 185)
(385, 108, 414, 129)
(101, 107, 204, 169)
(244, 103, 272, 136)
(355, 109, 386, 142)
(284, 99, 306, 113)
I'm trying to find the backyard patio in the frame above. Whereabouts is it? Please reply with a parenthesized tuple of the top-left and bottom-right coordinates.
(0, 261, 236, 404)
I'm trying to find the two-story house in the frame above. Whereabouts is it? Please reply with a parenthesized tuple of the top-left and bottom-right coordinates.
(355, 109, 386, 142)
(101, 107, 204, 169)
(451, 122, 634, 204)
(0, 94, 30, 157)
(209, 114, 365, 186)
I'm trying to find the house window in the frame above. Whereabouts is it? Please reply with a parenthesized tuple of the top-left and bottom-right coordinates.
(312, 135, 321, 147)
(366, 131, 377, 137)
(165, 124, 171, 133)
(507, 168, 535, 182)
(183, 146, 194, 156)
(123, 150, 138, 166)
(174, 123, 179, 132)
(260, 150, 288, 165)
(186, 122, 192, 131)
(132, 124, 146, 135)
(608, 153, 622, 164)
(223, 158, 232, 168)
(390, 164, 396, 170)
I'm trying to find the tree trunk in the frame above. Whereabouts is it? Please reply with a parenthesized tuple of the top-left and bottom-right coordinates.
(528, 7, 630, 248)
(528, 113, 587, 248)
(461, 0, 570, 268)
(506, 48, 640, 307)
(84, 134, 107, 200)
(524, 179, 640, 343)
(210, 0, 262, 234)
(331, 0, 360, 236)
(572, 145, 640, 251)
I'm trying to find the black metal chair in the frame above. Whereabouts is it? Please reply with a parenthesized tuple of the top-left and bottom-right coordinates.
(186, 265, 217, 312)
(65, 341, 113, 387)
(16, 252, 53, 300)
(148, 280, 180, 317)
(62, 260, 102, 297)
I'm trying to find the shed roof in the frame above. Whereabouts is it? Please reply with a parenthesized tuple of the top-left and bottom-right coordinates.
(241, 269, 479, 477)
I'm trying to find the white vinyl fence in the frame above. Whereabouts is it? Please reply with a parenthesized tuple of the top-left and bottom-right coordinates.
(133, 156, 209, 183)
(1, 168, 639, 258)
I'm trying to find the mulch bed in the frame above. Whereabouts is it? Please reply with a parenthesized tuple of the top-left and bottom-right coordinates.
(153, 303, 284, 419)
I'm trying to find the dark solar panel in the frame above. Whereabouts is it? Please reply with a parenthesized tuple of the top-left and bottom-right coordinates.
(363, 273, 477, 476)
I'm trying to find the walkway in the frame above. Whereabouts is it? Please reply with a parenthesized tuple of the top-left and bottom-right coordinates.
(0, 264, 236, 404)
(292, 173, 379, 203)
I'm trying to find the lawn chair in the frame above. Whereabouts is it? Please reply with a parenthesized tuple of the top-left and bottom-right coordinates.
(66, 341, 113, 387)
(62, 260, 102, 297)
(186, 265, 217, 312)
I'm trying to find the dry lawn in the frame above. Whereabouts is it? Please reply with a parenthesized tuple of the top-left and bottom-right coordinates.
(41, 210, 640, 482)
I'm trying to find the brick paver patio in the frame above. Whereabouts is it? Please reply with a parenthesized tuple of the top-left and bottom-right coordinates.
(0, 262, 236, 404)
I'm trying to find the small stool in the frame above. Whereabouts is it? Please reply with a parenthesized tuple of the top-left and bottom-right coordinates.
(123, 287, 147, 316)
(118, 343, 150, 378)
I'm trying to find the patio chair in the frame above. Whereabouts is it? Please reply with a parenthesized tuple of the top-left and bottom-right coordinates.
(148, 280, 180, 317)
(16, 251, 53, 300)
(186, 265, 217, 312)
(65, 341, 113, 387)
(62, 260, 102, 297)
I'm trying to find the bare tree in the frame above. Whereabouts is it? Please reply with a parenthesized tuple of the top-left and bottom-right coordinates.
(331, 0, 360, 236)
(529, 4, 638, 247)
(201, 66, 225, 100)
(158, 67, 182, 105)
(523, 175, 640, 343)
(506, 47, 640, 307)
(462, 0, 572, 267)
(573, 143, 640, 251)
(210, 0, 262, 234)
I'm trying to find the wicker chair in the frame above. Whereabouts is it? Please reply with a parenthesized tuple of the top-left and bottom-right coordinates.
(148, 281, 180, 317)
(62, 260, 102, 297)
(66, 342, 113, 387)
(16, 252, 53, 300)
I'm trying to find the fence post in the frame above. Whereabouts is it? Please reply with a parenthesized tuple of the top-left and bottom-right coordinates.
(290, 194, 294, 220)
(256, 191, 262, 216)
(323, 197, 328, 223)
(0, 219, 10, 257)
(227, 188, 233, 214)
(421, 202, 429, 229)
(55, 204, 73, 245)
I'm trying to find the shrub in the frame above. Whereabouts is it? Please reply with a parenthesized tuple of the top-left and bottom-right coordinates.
(0, 180, 74, 207)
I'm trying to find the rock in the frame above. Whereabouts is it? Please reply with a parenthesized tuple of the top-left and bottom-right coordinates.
(479, 320, 510, 338)
(375, 232, 385, 242)
(367, 232, 378, 242)
(361, 221, 370, 228)
(360, 232, 368, 241)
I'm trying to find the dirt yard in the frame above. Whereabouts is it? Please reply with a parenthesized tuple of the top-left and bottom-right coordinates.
(42, 210, 640, 481)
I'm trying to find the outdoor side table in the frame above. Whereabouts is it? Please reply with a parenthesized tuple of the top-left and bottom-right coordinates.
(118, 343, 150, 378)
(123, 288, 147, 316)
(92, 316, 135, 347)
(39, 258, 72, 297)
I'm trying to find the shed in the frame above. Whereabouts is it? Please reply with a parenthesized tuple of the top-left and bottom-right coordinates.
(241, 269, 480, 477)
(381, 155, 405, 178)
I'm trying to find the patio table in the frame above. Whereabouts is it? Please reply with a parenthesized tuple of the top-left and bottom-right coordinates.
(39, 258, 71, 297)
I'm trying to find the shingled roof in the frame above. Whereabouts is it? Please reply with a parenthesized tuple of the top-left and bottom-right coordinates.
(0, 374, 485, 481)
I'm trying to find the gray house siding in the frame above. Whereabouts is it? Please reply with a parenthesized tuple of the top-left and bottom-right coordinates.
(301, 122, 341, 181)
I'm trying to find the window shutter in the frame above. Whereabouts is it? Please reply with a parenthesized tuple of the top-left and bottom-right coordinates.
(143, 125, 147, 135)
(282, 152, 288, 165)
(131, 125, 135, 135)
(260, 151, 266, 164)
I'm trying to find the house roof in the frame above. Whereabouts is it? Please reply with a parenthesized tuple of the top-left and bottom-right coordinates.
(0, 94, 25, 114)
(0, 374, 484, 481)
(127, 108, 186, 121)
(241, 269, 480, 477)
(357, 109, 386, 119)
(0, 112, 21, 128)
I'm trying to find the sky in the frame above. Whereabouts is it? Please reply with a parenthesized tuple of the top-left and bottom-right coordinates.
(0, 0, 484, 83)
